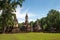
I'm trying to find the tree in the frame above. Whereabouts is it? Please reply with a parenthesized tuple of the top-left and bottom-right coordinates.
(40, 9, 60, 32)
(46, 9, 60, 32)
(30, 21, 34, 27)
(40, 17, 47, 31)
(0, 0, 25, 33)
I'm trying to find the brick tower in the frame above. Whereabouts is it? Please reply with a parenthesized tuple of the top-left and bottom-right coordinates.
(25, 13, 28, 28)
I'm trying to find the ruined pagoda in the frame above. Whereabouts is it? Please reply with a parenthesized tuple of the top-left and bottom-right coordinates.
(25, 13, 28, 27)
(12, 14, 20, 33)
(34, 19, 42, 32)
(24, 13, 32, 32)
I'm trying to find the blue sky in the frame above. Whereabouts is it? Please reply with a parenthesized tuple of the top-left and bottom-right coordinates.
(0, 0, 60, 23)
(15, 0, 60, 23)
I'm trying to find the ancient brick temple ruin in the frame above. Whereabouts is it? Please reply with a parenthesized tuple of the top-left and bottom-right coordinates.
(12, 15, 20, 33)
(21, 13, 42, 32)
(33, 20, 42, 32)
(1, 13, 42, 33)
(21, 13, 33, 32)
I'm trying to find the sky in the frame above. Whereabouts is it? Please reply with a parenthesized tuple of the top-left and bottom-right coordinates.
(0, 0, 60, 23)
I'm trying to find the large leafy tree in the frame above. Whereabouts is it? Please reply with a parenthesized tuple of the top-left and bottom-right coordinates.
(40, 17, 47, 31)
(0, 0, 24, 33)
(46, 9, 60, 32)
(40, 9, 60, 32)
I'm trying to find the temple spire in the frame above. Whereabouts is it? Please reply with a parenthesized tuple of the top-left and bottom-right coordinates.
(25, 13, 28, 25)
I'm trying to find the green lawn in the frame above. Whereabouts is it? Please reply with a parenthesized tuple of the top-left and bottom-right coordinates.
(0, 33, 60, 40)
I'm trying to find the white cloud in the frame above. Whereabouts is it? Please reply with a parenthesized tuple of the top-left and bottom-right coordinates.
(58, 10, 60, 12)
(0, 10, 2, 15)
(14, 6, 37, 23)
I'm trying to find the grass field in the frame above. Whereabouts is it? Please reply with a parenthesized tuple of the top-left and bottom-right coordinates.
(0, 33, 60, 40)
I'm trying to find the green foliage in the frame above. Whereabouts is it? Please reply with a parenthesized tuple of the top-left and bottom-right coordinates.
(18, 23, 23, 27)
(40, 9, 60, 32)
(0, 0, 25, 10)
(30, 21, 35, 27)
(0, 0, 24, 33)
(40, 17, 47, 29)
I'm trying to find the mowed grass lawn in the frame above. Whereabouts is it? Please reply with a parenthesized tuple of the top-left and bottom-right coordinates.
(0, 33, 60, 40)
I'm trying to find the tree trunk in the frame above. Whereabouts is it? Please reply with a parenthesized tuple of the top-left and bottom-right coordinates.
(2, 10, 6, 33)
